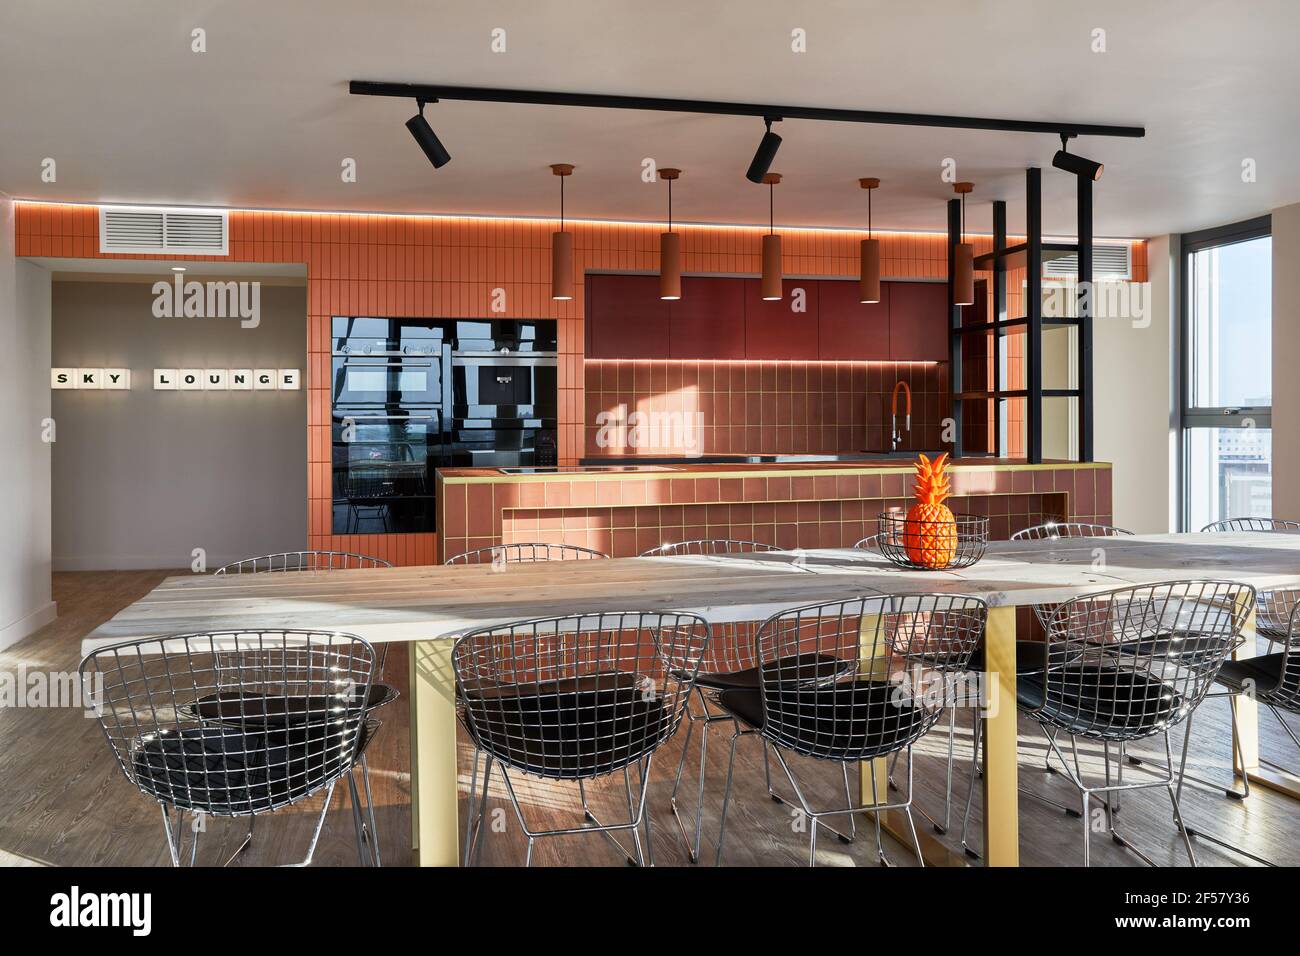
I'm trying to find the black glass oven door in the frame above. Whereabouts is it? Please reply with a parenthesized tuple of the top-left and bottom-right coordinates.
(331, 409, 443, 534)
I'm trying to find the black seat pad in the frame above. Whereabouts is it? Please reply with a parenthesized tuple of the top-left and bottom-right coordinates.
(130, 722, 364, 814)
(1216, 654, 1285, 695)
(462, 672, 670, 779)
(718, 681, 930, 760)
(1018, 665, 1183, 738)
(690, 652, 856, 691)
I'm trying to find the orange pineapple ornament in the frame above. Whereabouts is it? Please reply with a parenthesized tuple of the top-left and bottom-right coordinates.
(904, 453, 957, 568)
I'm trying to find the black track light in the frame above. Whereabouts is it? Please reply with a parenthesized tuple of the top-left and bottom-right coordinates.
(745, 117, 782, 184)
(406, 100, 451, 169)
(1052, 134, 1102, 180)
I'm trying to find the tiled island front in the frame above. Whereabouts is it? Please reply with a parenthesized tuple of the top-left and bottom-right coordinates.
(436, 460, 1113, 562)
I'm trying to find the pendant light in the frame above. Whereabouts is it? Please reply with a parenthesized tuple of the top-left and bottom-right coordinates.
(858, 177, 881, 304)
(659, 167, 682, 300)
(760, 172, 782, 301)
(550, 163, 575, 301)
(953, 181, 974, 307)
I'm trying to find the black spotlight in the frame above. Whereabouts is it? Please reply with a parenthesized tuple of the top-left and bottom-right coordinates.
(745, 117, 782, 184)
(1052, 135, 1102, 180)
(406, 101, 451, 169)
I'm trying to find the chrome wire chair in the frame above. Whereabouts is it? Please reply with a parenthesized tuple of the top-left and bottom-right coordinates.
(214, 551, 393, 574)
(962, 581, 1251, 867)
(852, 534, 882, 551)
(1202, 518, 1300, 641)
(636, 539, 789, 862)
(1011, 521, 1135, 542)
(712, 594, 987, 867)
(1173, 591, 1300, 865)
(455, 610, 710, 866)
(445, 542, 608, 565)
(212, 550, 395, 864)
(80, 629, 376, 867)
(640, 539, 782, 557)
(1202, 517, 1300, 533)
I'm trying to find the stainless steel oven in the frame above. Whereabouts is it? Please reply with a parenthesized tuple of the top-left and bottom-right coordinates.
(331, 407, 444, 534)
(331, 317, 449, 407)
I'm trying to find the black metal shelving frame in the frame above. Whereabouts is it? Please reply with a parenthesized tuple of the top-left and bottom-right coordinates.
(949, 167, 1094, 463)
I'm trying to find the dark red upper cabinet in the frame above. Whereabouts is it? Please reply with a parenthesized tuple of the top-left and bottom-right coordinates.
(585, 273, 672, 359)
(888, 281, 949, 362)
(669, 276, 745, 359)
(743, 278, 820, 360)
(817, 280, 890, 360)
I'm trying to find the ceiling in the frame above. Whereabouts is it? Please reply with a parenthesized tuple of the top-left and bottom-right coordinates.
(2, 0, 1297, 238)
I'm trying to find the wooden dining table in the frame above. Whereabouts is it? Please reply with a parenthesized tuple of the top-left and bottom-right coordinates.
(83, 531, 1300, 866)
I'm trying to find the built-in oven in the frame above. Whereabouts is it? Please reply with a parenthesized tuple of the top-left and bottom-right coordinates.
(331, 317, 449, 407)
(447, 320, 558, 468)
(331, 406, 444, 534)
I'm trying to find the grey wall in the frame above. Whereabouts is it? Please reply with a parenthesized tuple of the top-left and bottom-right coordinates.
(51, 280, 307, 570)
(1272, 203, 1300, 522)
(0, 195, 56, 650)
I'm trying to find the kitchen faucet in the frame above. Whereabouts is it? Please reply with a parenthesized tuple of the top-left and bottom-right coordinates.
(890, 380, 912, 452)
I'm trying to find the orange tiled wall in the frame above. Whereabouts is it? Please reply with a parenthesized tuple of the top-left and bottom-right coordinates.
(584, 359, 949, 456)
(14, 202, 1142, 565)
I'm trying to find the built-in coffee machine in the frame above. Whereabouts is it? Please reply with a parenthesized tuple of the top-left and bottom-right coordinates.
(330, 317, 557, 534)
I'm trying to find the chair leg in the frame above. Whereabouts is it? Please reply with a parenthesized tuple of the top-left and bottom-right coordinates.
(469, 755, 494, 867)
(1174, 717, 1276, 866)
(290, 780, 337, 867)
(639, 756, 655, 868)
(668, 693, 708, 863)
(624, 766, 646, 868)
(360, 754, 381, 867)
(348, 771, 369, 866)
(222, 815, 256, 867)
(462, 747, 482, 867)
(714, 731, 744, 866)
(959, 715, 982, 859)
(1079, 789, 1091, 867)
(807, 818, 819, 868)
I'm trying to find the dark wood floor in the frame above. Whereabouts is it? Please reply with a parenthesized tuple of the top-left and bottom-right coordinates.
(2, 570, 1297, 867)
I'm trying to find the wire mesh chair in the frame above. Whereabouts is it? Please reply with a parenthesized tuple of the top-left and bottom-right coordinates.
(214, 551, 393, 574)
(1011, 521, 1135, 541)
(445, 543, 608, 565)
(79, 629, 376, 867)
(1202, 518, 1300, 640)
(1202, 517, 1300, 533)
(852, 534, 882, 551)
(211, 550, 395, 863)
(961, 580, 1251, 867)
(711, 594, 987, 867)
(1173, 590, 1300, 865)
(454, 610, 710, 866)
(640, 539, 782, 557)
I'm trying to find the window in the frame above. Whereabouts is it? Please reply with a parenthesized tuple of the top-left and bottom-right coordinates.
(1180, 218, 1271, 531)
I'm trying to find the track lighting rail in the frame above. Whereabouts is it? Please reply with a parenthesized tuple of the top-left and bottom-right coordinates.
(349, 81, 1145, 139)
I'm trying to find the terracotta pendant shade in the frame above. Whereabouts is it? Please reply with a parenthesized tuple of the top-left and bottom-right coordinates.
(550, 163, 575, 301)
(953, 242, 975, 306)
(760, 172, 782, 300)
(658, 167, 682, 300)
(551, 230, 574, 300)
(761, 233, 783, 300)
(859, 238, 881, 304)
(952, 181, 975, 307)
(659, 231, 681, 300)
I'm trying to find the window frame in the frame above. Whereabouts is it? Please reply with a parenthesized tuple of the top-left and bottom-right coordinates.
(1177, 215, 1272, 530)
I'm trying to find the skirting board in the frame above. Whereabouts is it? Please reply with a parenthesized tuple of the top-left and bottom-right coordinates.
(0, 601, 58, 652)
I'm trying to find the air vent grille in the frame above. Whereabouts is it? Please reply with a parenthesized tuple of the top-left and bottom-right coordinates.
(1043, 243, 1132, 280)
(99, 206, 228, 255)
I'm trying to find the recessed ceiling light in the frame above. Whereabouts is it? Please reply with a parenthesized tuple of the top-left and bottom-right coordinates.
(171, 266, 186, 272)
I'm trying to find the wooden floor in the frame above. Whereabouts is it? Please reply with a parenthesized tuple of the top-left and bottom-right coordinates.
(2, 570, 1297, 867)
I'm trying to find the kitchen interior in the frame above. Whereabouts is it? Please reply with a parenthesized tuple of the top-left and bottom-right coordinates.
(2, 1, 1299, 886)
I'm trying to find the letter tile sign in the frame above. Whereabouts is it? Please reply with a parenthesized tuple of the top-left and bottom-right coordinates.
(51, 368, 131, 389)
(152, 369, 300, 391)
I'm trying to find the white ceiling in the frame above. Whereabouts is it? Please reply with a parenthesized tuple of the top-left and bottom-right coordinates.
(2, 0, 1297, 238)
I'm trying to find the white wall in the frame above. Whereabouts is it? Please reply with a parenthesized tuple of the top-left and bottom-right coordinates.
(1272, 203, 1300, 520)
(0, 195, 56, 651)
(1093, 236, 1179, 533)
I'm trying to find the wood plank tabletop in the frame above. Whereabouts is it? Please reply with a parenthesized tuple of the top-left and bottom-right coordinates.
(81, 532, 1300, 655)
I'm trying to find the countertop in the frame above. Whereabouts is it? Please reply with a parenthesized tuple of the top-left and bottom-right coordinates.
(437, 457, 1112, 483)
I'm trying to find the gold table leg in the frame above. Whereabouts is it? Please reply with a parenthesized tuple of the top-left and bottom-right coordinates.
(409, 639, 460, 867)
(980, 605, 1019, 867)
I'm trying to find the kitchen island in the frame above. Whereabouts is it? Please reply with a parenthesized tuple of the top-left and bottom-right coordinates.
(435, 457, 1113, 562)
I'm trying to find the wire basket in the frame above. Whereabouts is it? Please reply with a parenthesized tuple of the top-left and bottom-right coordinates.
(876, 512, 989, 571)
